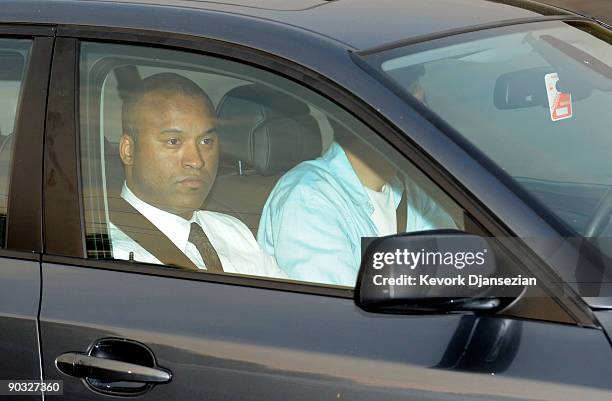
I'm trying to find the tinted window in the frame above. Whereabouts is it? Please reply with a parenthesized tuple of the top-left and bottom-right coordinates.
(366, 21, 612, 237)
(0, 39, 31, 248)
(79, 42, 465, 287)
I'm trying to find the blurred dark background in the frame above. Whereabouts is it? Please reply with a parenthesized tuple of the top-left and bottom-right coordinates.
(542, 0, 612, 24)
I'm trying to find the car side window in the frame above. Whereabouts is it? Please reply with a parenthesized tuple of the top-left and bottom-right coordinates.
(0, 39, 31, 248)
(79, 41, 466, 287)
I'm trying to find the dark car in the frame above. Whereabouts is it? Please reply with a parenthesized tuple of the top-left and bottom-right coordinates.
(0, 0, 611, 400)
(542, 0, 612, 25)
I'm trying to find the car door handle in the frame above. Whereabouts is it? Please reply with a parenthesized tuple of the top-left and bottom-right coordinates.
(56, 352, 172, 383)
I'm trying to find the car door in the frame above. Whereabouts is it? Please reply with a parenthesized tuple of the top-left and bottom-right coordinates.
(0, 25, 53, 401)
(38, 31, 612, 401)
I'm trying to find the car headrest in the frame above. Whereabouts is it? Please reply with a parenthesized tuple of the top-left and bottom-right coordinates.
(217, 84, 321, 176)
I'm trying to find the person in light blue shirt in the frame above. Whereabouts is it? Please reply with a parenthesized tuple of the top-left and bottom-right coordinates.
(258, 135, 456, 287)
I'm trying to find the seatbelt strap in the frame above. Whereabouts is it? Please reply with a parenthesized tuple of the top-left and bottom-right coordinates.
(396, 188, 407, 233)
(107, 194, 200, 271)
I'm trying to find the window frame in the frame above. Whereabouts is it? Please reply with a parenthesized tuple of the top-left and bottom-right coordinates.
(0, 25, 54, 259)
(41, 25, 596, 326)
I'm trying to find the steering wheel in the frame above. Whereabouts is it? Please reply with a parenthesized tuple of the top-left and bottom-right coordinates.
(584, 188, 612, 238)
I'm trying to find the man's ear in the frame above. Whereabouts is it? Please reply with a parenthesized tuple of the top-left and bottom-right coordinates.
(119, 133, 135, 165)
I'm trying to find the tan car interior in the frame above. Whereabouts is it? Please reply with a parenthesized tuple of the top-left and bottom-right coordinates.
(99, 66, 334, 236)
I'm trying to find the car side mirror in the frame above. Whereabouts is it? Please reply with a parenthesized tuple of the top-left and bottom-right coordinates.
(354, 230, 525, 314)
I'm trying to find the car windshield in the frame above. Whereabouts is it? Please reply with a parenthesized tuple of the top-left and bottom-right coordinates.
(364, 20, 612, 241)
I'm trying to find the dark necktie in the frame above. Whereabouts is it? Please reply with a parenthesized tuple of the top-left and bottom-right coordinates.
(188, 222, 224, 273)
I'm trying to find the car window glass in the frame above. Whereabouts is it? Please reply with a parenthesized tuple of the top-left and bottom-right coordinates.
(79, 41, 466, 288)
(0, 39, 31, 248)
(369, 21, 612, 237)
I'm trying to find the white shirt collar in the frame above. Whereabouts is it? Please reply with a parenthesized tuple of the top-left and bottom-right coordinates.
(121, 182, 193, 253)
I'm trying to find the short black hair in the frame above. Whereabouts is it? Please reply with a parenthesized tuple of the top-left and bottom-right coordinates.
(122, 72, 215, 137)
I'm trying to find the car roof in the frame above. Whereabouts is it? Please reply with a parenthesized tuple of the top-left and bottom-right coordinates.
(4, 0, 572, 50)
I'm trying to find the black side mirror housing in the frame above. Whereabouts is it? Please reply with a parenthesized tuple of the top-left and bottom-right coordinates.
(354, 230, 525, 314)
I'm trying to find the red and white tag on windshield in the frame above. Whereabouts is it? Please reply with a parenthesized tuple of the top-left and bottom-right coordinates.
(544, 73, 572, 122)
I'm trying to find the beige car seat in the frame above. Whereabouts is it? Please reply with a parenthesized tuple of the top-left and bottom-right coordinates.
(205, 84, 322, 235)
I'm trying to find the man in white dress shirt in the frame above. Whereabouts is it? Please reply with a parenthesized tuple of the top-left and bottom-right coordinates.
(109, 72, 285, 278)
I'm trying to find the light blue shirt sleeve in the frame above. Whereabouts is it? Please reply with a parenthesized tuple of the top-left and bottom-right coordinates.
(404, 177, 458, 231)
(258, 187, 359, 287)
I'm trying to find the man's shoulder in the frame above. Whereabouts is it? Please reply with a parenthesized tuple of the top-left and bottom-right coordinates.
(271, 158, 349, 201)
(282, 158, 331, 182)
(271, 143, 357, 197)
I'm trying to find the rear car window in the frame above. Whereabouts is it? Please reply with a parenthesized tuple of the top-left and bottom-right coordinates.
(0, 39, 31, 247)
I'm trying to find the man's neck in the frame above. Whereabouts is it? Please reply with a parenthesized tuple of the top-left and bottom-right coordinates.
(124, 182, 195, 221)
(178, 210, 195, 220)
(345, 150, 386, 192)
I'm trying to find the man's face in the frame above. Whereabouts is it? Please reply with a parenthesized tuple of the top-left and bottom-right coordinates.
(120, 91, 218, 218)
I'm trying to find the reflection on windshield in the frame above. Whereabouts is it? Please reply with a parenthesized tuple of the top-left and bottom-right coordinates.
(371, 21, 612, 241)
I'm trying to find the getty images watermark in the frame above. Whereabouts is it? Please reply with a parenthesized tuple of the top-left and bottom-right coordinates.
(370, 247, 536, 288)
(359, 233, 545, 298)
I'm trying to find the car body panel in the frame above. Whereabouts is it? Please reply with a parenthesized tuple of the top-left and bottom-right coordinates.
(40, 263, 612, 400)
(77, 0, 548, 49)
(2, 0, 560, 50)
(0, 257, 41, 400)
(594, 310, 612, 342)
(543, 0, 612, 25)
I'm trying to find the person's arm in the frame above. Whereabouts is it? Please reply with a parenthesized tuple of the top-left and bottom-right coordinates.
(199, 211, 288, 279)
(259, 189, 358, 287)
(404, 177, 457, 231)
